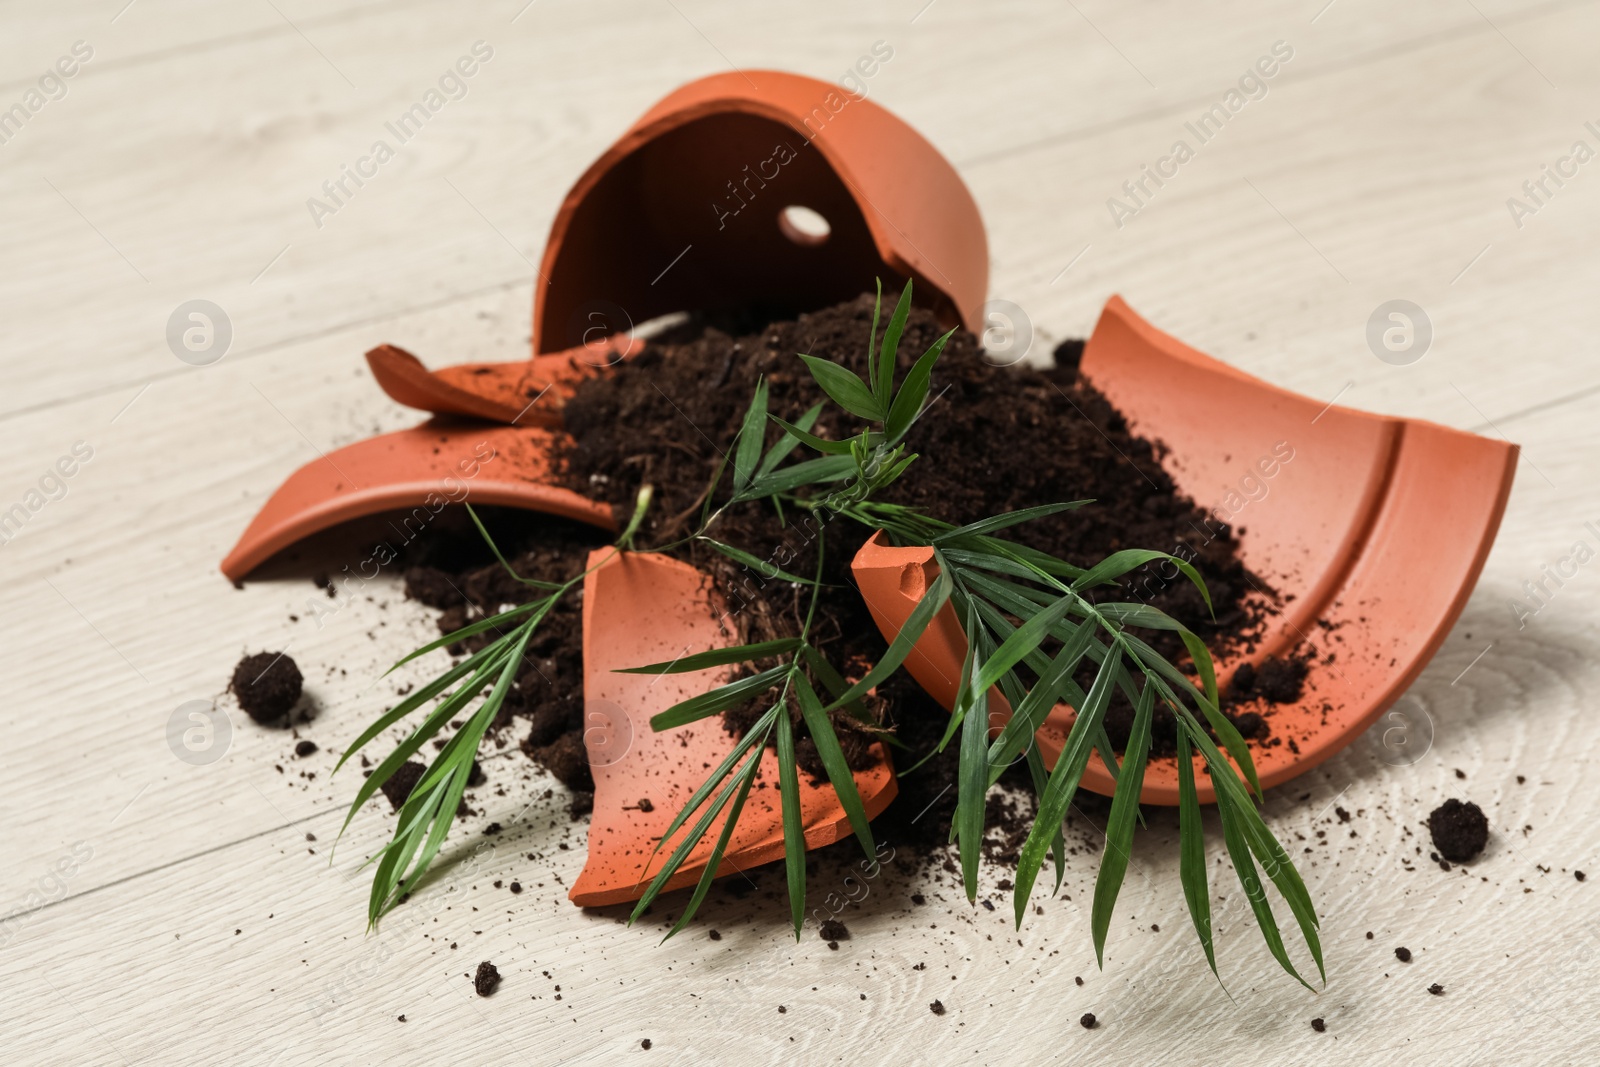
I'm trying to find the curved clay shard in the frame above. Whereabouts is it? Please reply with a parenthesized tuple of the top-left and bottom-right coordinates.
(365, 337, 641, 426)
(531, 69, 988, 354)
(363, 70, 987, 438)
(851, 297, 1517, 804)
(569, 548, 895, 907)
(220, 421, 612, 582)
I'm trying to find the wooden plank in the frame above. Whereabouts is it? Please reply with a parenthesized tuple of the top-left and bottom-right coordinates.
(0, 0, 1579, 419)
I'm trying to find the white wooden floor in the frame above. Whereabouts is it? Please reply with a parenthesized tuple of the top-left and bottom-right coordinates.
(3, 2, 1598, 1064)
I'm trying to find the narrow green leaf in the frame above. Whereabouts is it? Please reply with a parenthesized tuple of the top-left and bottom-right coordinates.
(984, 617, 1097, 784)
(697, 536, 817, 586)
(796, 675, 875, 860)
(617, 637, 802, 675)
(1023, 745, 1068, 894)
(1072, 548, 1213, 616)
(617, 485, 653, 547)
(875, 278, 914, 409)
(822, 564, 953, 713)
(934, 501, 1091, 545)
(759, 403, 826, 474)
(1179, 630, 1220, 711)
(465, 504, 564, 590)
(648, 703, 780, 861)
(955, 598, 988, 901)
(649, 664, 790, 731)
(776, 697, 806, 940)
(663, 744, 765, 940)
(885, 328, 955, 441)
(1175, 724, 1217, 977)
(866, 277, 883, 396)
(1012, 651, 1121, 926)
(389, 601, 541, 670)
(1090, 681, 1153, 965)
(631, 741, 758, 923)
(1215, 783, 1314, 991)
(952, 593, 1075, 726)
(799, 355, 881, 421)
(767, 413, 854, 455)
(338, 645, 497, 771)
(340, 645, 510, 837)
(700, 437, 734, 529)
(732, 378, 768, 491)
(1093, 601, 1190, 631)
(801, 645, 874, 726)
(744, 454, 856, 497)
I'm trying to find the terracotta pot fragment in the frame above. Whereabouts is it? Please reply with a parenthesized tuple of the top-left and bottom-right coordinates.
(851, 296, 1517, 804)
(569, 548, 895, 906)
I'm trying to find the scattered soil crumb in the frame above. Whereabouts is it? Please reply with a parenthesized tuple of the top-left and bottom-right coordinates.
(294, 740, 317, 758)
(1428, 799, 1488, 862)
(474, 961, 500, 997)
(819, 919, 849, 942)
(641, 1039, 652, 1050)
(1396, 947, 1412, 963)
(1080, 1013, 1098, 1030)
(1311, 1018, 1326, 1033)
(1428, 983, 1445, 996)
(929, 1000, 946, 1016)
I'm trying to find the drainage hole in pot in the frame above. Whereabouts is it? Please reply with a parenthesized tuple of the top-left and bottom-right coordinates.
(778, 205, 830, 246)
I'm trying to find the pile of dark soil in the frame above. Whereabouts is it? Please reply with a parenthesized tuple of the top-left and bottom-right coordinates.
(393, 294, 1297, 860)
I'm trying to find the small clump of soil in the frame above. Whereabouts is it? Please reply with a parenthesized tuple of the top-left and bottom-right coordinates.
(1428, 799, 1489, 862)
(1227, 656, 1309, 706)
(1395, 946, 1412, 963)
(1080, 1013, 1098, 1030)
(1311, 1017, 1326, 1033)
(379, 761, 425, 811)
(294, 740, 317, 758)
(818, 918, 849, 943)
(231, 652, 302, 724)
(473, 961, 500, 996)
(1428, 983, 1445, 996)
(929, 1000, 946, 1016)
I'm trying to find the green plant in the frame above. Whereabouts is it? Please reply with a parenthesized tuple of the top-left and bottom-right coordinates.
(338, 280, 1322, 989)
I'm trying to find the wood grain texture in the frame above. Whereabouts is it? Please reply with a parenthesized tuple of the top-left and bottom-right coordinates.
(2, 2, 1597, 1064)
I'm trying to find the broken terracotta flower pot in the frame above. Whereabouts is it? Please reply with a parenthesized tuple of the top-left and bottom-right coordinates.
(569, 547, 895, 906)
(219, 417, 612, 582)
(228, 69, 988, 576)
(357, 68, 989, 419)
(223, 69, 978, 907)
(853, 296, 1518, 804)
(364, 335, 641, 425)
